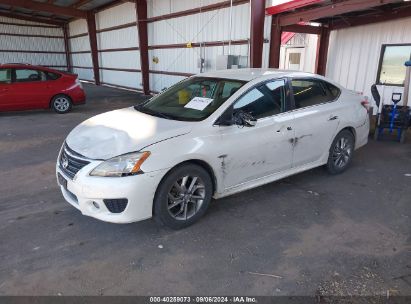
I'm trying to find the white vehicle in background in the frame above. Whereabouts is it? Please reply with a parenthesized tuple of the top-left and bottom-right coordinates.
(56, 69, 369, 229)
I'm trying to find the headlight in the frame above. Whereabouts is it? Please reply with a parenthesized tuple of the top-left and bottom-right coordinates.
(90, 151, 150, 177)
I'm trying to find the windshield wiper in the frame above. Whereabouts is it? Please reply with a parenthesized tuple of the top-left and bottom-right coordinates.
(134, 105, 174, 120)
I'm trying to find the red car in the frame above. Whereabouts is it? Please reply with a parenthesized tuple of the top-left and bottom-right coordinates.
(0, 64, 86, 114)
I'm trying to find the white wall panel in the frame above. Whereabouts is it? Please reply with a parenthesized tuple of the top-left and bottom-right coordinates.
(100, 70, 142, 89)
(149, 44, 249, 75)
(149, 73, 186, 93)
(99, 51, 141, 69)
(69, 19, 88, 36)
(96, 2, 137, 30)
(71, 53, 93, 67)
(0, 36, 65, 52)
(0, 52, 66, 66)
(0, 24, 63, 36)
(0, 17, 66, 68)
(0, 16, 54, 26)
(147, 0, 222, 18)
(69, 36, 91, 52)
(73, 67, 94, 81)
(97, 27, 139, 50)
(148, 3, 250, 45)
(326, 17, 411, 103)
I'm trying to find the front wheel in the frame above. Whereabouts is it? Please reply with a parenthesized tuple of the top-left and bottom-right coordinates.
(153, 164, 213, 229)
(51, 95, 72, 114)
(326, 130, 355, 175)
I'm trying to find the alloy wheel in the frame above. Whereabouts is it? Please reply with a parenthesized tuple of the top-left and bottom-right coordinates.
(332, 136, 352, 168)
(54, 97, 70, 112)
(167, 175, 206, 221)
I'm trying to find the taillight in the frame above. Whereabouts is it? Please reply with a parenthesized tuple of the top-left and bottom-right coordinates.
(361, 97, 370, 113)
(75, 78, 83, 89)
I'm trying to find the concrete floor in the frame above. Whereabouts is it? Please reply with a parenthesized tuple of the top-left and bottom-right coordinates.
(0, 84, 410, 296)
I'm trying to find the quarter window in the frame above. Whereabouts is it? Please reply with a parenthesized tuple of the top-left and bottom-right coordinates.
(377, 44, 411, 85)
(233, 79, 286, 119)
(0, 69, 11, 84)
(15, 69, 46, 82)
(291, 79, 336, 109)
(45, 71, 61, 80)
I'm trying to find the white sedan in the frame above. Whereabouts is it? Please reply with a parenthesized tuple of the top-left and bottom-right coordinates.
(56, 69, 369, 229)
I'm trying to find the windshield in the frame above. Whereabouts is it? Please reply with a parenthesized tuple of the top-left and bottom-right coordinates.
(135, 77, 246, 121)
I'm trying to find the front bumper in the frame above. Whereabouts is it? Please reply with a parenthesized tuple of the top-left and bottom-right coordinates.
(56, 162, 167, 223)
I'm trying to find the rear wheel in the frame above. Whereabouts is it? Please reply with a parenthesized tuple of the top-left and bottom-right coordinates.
(153, 164, 213, 229)
(326, 130, 355, 175)
(51, 94, 72, 114)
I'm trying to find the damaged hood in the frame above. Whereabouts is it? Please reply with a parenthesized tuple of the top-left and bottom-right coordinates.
(66, 107, 192, 160)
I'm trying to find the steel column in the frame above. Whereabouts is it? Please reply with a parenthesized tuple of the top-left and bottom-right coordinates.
(250, 0, 265, 68)
(268, 16, 282, 69)
(63, 23, 72, 73)
(86, 11, 100, 85)
(136, 0, 150, 95)
(315, 25, 330, 76)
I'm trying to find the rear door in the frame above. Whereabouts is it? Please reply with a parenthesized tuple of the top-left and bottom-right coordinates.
(0, 68, 13, 111)
(290, 78, 342, 167)
(10, 68, 49, 109)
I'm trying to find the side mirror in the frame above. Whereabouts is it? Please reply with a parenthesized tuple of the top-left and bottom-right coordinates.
(234, 111, 257, 127)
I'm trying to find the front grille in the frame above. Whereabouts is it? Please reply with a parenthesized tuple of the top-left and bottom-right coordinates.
(59, 143, 90, 179)
(103, 199, 128, 213)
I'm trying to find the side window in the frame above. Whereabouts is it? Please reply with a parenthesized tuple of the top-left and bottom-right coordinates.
(45, 71, 61, 80)
(291, 79, 334, 109)
(233, 80, 285, 119)
(15, 69, 46, 83)
(0, 69, 11, 84)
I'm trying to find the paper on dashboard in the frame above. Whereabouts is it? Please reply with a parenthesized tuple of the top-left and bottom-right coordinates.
(184, 97, 214, 111)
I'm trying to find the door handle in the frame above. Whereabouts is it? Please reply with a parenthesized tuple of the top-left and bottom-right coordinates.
(276, 126, 293, 133)
(328, 115, 338, 121)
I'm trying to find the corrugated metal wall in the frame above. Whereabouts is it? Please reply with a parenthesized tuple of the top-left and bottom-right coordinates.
(68, 19, 93, 81)
(326, 17, 411, 104)
(96, 2, 142, 90)
(147, 0, 252, 92)
(65, 0, 277, 93)
(0, 16, 66, 69)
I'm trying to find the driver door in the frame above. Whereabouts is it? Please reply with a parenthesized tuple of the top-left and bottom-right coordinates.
(214, 79, 295, 189)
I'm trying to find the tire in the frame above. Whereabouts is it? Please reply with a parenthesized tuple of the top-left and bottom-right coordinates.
(326, 130, 355, 175)
(153, 164, 213, 229)
(51, 94, 72, 114)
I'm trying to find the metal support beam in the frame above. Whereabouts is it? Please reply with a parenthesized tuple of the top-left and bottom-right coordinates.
(86, 12, 100, 85)
(0, 11, 64, 26)
(266, 0, 322, 15)
(330, 5, 411, 30)
(278, 0, 400, 26)
(63, 24, 72, 72)
(0, 0, 87, 18)
(268, 16, 282, 69)
(315, 25, 330, 76)
(249, 0, 265, 68)
(282, 24, 321, 35)
(136, 0, 150, 95)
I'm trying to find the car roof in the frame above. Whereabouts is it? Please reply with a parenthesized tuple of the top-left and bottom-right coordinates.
(199, 68, 317, 82)
(0, 63, 59, 72)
